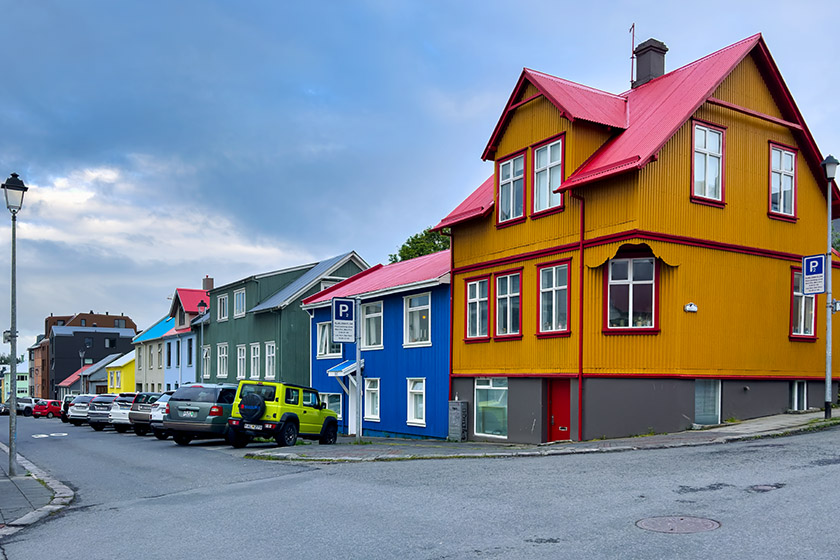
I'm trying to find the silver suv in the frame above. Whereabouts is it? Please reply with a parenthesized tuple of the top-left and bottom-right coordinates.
(16, 397, 38, 416)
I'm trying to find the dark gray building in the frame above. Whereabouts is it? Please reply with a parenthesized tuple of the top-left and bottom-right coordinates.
(49, 326, 135, 398)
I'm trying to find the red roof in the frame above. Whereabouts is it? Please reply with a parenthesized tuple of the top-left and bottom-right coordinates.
(303, 250, 450, 306)
(433, 175, 494, 231)
(57, 365, 91, 388)
(170, 288, 209, 318)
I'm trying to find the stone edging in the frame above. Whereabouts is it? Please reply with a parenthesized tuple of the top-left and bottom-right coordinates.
(0, 442, 75, 540)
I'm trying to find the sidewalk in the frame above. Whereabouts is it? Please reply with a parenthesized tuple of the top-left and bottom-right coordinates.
(248, 410, 840, 462)
(0, 443, 74, 540)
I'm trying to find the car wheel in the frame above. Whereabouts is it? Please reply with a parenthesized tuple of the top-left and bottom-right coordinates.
(319, 423, 338, 445)
(153, 429, 169, 440)
(276, 422, 298, 447)
(134, 425, 149, 436)
(91, 424, 105, 431)
(47, 412, 55, 418)
(24, 408, 32, 417)
(227, 430, 250, 449)
(173, 433, 193, 446)
(61, 415, 68, 423)
(114, 424, 129, 433)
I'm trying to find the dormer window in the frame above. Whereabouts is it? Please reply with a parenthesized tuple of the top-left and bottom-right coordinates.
(498, 154, 525, 224)
(692, 122, 725, 206)
(533, 137, 563, 213)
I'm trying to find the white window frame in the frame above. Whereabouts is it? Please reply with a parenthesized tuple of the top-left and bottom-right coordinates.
(364, 378, 380, 421)
(234, 289, 246, 318)
(407, 378, 426, 427)
(217, 343, 228, 378)
(607, 258, 655, 329)
(496, 273, 521, 336)
(158, 343, 163, 369)
(137, 349, 142, 369)
(498, 154, 524, 223)
(316, 322, 342, 359)
(792, 271, 815, 337)
(265, 341, 276, 379)
(539, 264, 569, 333)
(771, 145, 796, 216)
(466, 278, 489, 339)
(403, 292, 432, 347)
(250, 343, 260, 379)
(236, 345, 247, 380)
(320, 392, 342, 419)
(474, 377, 508, 439)
(202, 346, 211, 379)
(361, 301, 384, 350)
(533, 138, 563, 212)
(693, 123, 723, 201)
(108, 371, 114, 388)
(217, 294, 229, 322)
(116, 371, 120, 388)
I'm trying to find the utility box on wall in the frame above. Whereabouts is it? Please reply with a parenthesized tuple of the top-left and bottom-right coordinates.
(448, 400, 468, 442)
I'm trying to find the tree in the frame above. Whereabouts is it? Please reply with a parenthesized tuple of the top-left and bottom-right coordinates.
(0, 353, 23, 366)
(388, 227, 450, 263)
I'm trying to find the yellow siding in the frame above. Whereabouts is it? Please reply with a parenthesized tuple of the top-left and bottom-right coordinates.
(712, 52, 783, 118)
(108, 360, 135, 394)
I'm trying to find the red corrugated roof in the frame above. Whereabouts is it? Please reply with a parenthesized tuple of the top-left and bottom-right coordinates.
(174, 288, 209, 315)
(562, 34, 761, 190)
(57, 365, 91, 388)
(303, 250, 450, 306)
(433, 175, 494, 231)
(524, 69, 628, 129)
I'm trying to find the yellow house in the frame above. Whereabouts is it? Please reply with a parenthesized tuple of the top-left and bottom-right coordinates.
(436, 34, 840, 443)
(106, 350, 136, 394)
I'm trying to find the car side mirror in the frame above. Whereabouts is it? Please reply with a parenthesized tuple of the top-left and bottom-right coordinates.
(320, 403, 326, 410)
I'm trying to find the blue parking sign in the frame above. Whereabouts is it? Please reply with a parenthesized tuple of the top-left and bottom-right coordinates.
(331, 298, 356, 343)
(802, 254, 825, 295)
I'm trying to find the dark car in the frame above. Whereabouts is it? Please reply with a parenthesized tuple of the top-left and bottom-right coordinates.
(60, 394, 77, 423)
(163, 383, 237, 446)
(33, 399, 62, 418)
(87, 394, 119, 431)
(128, 392, 161, 436)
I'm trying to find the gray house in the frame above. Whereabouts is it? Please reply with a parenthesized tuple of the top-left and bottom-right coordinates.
(196, 252, 368, 386)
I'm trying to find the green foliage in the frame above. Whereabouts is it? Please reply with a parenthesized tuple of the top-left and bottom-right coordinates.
(388, 227, 450, 264)
(0, 353, 24, 366)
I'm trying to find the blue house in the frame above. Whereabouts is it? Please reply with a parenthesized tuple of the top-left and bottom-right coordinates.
(302, 250, 451, 439)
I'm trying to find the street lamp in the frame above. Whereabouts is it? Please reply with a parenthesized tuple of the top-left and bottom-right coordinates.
(197, 299, 207, 381)
(2, 172, 28, 477)
(79, 348, 86, 395)
(821, 155, 838, 420)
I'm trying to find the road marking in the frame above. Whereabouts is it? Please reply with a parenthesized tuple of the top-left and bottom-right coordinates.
(32, 434, 49, 438)
(31, 433, 69, 438)
(49, 433, 68, 437)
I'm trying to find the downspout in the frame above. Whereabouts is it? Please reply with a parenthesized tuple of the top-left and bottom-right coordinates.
(444, 230, 454, 402)
(570, 192, 585, 442)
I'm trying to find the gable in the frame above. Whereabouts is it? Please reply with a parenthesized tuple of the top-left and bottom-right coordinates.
(712, 52, 783, 119)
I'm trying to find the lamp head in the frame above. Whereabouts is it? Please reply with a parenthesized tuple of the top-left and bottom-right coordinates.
(1, 173, 27, 214)
(821, 155, 839, 182)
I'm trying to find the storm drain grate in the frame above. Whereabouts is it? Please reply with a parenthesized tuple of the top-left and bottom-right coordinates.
(636, 516, 720, 534)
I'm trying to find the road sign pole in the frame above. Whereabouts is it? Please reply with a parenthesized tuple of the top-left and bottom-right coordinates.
(355, 298, 362, 444)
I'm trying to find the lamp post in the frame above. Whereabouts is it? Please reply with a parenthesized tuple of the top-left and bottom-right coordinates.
(3, 172, 28, 477)
(821, 155, 838, 419)
(78, 348, 86, 395)
(197, 300, 207, 381)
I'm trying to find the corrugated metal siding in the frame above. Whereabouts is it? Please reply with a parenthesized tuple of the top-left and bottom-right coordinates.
(712, 52, 783, 118)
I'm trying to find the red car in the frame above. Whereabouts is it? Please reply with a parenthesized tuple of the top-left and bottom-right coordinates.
(33, 399, 62, 418)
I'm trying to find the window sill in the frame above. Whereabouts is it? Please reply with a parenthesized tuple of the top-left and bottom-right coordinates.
(768, 211, 798, 223)
(530, 205, 565, 219)
(364, 417, 380, 423)
(316, 354, 343, 360)
(361, 345, 384, 352)
(602, 327, 660, 336)
(690, 195, 725, 208)
(536, 331, 571, 339)
(789, 334, 817, 342)
(464, 336, 491, 344)
(407, 421, 426, 428)
(494, 334, 522, 341)
(403, 341, 432, 349)
(496, 216, 526, 229)
(475, 432, 508, 440)
(234, 314, 246, 319)
(217, 318, 228, 323)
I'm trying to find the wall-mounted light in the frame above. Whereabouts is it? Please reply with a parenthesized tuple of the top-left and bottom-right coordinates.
(684, 303, 698, 313)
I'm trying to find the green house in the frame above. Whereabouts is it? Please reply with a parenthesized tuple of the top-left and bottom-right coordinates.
(195, 252, 367, 386)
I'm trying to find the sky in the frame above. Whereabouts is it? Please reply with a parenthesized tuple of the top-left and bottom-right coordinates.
(0, 0, 838, 356)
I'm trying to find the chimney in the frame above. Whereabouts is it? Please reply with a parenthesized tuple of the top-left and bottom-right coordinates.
(633, 38, 668, 88)
(202, 275, 214, 291)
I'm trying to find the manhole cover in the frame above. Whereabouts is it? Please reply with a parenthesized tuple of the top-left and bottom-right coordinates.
(636, 516, 720, 533)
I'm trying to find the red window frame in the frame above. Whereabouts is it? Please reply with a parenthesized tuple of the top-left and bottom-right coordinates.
(602, 256, 660, 335)
(789, 267, 817, 342)
(494, 267, 523, 341)
(495, 149, 527, 229)
(530, 133, 566, 219)
(690, 119, 727, 209)
(536, 258, 572, 338)
(768, 141, 799, 223)
(464, 274, 492, 343)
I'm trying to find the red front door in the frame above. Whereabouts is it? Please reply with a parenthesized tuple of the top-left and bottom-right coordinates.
(547, 379, 571, 441)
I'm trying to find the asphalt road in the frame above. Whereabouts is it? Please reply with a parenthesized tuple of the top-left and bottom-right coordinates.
(2, 415, 840, 559)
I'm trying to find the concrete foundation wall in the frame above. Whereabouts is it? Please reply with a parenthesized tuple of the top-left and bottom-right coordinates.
(721, 380, 788, 420)
(507, 378, 545, 444)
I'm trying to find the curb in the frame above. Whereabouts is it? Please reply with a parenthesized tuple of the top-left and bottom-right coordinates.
(0, 442, 75, 540)
(245, 419, 840, 463)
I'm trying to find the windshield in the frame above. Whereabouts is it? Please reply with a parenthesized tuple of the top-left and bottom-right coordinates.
(91, 395, 117, 403)
(115, 396, 135, 404)
(156, 393, 172, 404)
(170, 386, 221, 403)
(240, 384, 276, 401)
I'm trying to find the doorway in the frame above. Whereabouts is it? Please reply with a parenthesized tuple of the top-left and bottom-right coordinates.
(547, 378, 571, 441)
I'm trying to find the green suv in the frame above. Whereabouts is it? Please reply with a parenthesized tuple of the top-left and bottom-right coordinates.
(227, 381, 339, 448)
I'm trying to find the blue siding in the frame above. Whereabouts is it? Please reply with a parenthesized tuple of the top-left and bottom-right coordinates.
(310, 285, 450, 439)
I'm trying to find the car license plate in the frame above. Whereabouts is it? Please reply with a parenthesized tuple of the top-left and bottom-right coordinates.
(244, 423, 261, 431)
(181, 410, 197, 418)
